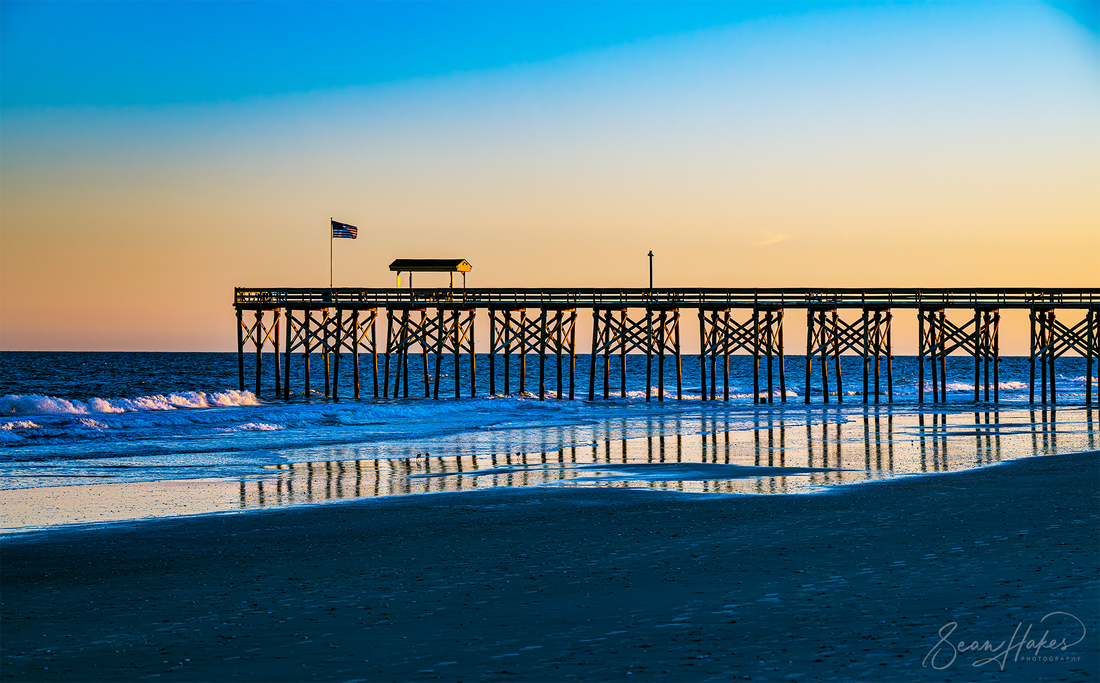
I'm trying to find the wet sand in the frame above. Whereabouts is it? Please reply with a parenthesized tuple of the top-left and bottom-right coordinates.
(2, 451, 1097, 682)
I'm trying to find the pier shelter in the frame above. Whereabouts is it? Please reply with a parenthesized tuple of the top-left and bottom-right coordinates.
(389, 259, 472, 290)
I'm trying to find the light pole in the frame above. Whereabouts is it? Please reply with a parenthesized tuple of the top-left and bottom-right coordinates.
(648, 251, 653, 289)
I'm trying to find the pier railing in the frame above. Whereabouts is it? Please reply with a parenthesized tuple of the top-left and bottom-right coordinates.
(235, 287, 1100, 310)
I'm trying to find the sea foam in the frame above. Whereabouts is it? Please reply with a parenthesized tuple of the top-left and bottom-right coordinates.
(0, 390, 260, 417)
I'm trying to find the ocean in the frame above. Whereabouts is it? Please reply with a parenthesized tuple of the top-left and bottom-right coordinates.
(1, 352, 1096, 532)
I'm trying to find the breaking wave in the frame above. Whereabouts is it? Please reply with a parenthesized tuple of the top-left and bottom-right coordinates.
(0, 390, 260, 417)
(222, 422, 284, 432)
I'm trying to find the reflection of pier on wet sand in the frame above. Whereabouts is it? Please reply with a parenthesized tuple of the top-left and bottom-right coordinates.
(237, 406, 1096, 509)
(0, 407, 1092, 532)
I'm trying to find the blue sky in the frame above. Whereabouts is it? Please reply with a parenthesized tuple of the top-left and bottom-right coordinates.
(4, 1, 1095, 108)
(1, 1, 1097, 350)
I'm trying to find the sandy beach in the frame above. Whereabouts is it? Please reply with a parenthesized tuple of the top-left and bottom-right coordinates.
(2, 450, 1097, 682)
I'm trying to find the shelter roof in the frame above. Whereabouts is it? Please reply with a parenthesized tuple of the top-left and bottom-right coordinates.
(388, 259, 472, 273)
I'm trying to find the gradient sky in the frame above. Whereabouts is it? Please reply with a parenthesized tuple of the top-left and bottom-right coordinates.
(1, 1, 1097, 352)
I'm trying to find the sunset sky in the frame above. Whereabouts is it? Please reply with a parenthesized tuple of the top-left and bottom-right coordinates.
(1, 1, 1097, 352)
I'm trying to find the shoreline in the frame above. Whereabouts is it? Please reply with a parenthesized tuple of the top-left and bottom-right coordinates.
(2, 449, 1096, 681)
(1, 442, 1094, 538)
(3, 403, 1095, 535)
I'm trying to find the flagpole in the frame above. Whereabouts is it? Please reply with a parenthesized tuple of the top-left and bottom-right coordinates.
(329, 216, 333, 288)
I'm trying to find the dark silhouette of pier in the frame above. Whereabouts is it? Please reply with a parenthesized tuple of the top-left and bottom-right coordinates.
(234, 287, 1099, 405)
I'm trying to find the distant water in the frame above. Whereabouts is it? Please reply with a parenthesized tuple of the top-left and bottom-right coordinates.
(0, 352, 1096, 532)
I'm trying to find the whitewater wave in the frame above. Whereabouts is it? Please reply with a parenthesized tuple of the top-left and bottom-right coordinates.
(0, 420, 41, 430)
(0, 390, 260, 417)
(222, 422, 284, 432)
(937, 380, 1056, 391)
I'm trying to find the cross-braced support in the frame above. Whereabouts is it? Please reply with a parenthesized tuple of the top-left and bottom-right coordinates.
(330, 308, 378, 401)
(488, 307, 577, 400)
(588, 307, 681, 401)
(698, 306, 785, 403)
(433, 307, 477, 399)
(805, 308, 841, 404)
(237, 307, 282, 398)
(282, 308, 335, 400)
(805, 308, 894, 404)
(857, 308, 892, 405)
(973, 308, 1000, 404)
(383, 307, 430, 399)
(919, 308, 999, 404)
(1031, 307, 1098, 405)
(383, 306, 477, 399)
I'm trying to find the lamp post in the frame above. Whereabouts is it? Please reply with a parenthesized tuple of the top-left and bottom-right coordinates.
(648, 251, 653, 289)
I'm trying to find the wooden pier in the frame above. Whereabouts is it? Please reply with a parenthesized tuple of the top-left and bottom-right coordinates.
(235, 288, 1099, 405)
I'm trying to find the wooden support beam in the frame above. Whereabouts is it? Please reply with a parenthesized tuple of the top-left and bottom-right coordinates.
(284, 309, 292, 401)
(303, 311, 312, 401)
(489, 311, 497, 395)
(619, 310, 627, 399)
(351, 311, 360, 400)
(539, 308, 548, 401)
(992, 310, 999, 404)
(603, 310, 611, 400)
(1040, 311, 1048, 404)
(419, 311, 430, 399)
(753, 308, 760, 404)
(323, 310, 331, 398)
(674, 311, 682, 400)
(820, 312, 830, 404)
(519, 310, 527, 396)
(777, 311, 786, 403)
(469, 311, 477, 398)
(918, 310, 925, 404)
(555, 310, 564, 400)
(332, 311, 341, 402)
(933, 309, 942, 403)
(938, 310, 947, 403)
(645, 309, 653, 403)
(886, 310, 893, 403)
(453, 309, 461, 399)
(568, 311, 576, 401)
(254, 309, 264, 398)
(383, 310, 394, 399)
(401, 309, 410, 399)
(723, 309, 731, 402)
(274, 311, 281, 399)
(976, 310, 985, 404)
(698, 309, 707, 402)
(766, 309, 775, 404)
(658, 310, 667, 402)
(985, 311, 994, 401)
(236, 308, 245, 392)
(589, 309, 599, 402)
(1029, 309, 1037, 404)
(504, 311, 513, 396)
(1049, 311, 1057, 405)
(1088, 308, 1094, 406)
(862, 308, 870, 404)
(805, 309, 813, 405)
(873, 310, 881, 404)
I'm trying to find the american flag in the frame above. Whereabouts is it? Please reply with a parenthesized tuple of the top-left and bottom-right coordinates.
(331, 220, 358, 239)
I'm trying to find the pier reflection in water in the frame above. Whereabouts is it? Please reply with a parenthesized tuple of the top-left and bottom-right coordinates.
(239, 407, 1096, 509)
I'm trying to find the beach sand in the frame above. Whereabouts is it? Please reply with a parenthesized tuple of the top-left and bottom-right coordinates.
(2, 451, 1097, 682)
